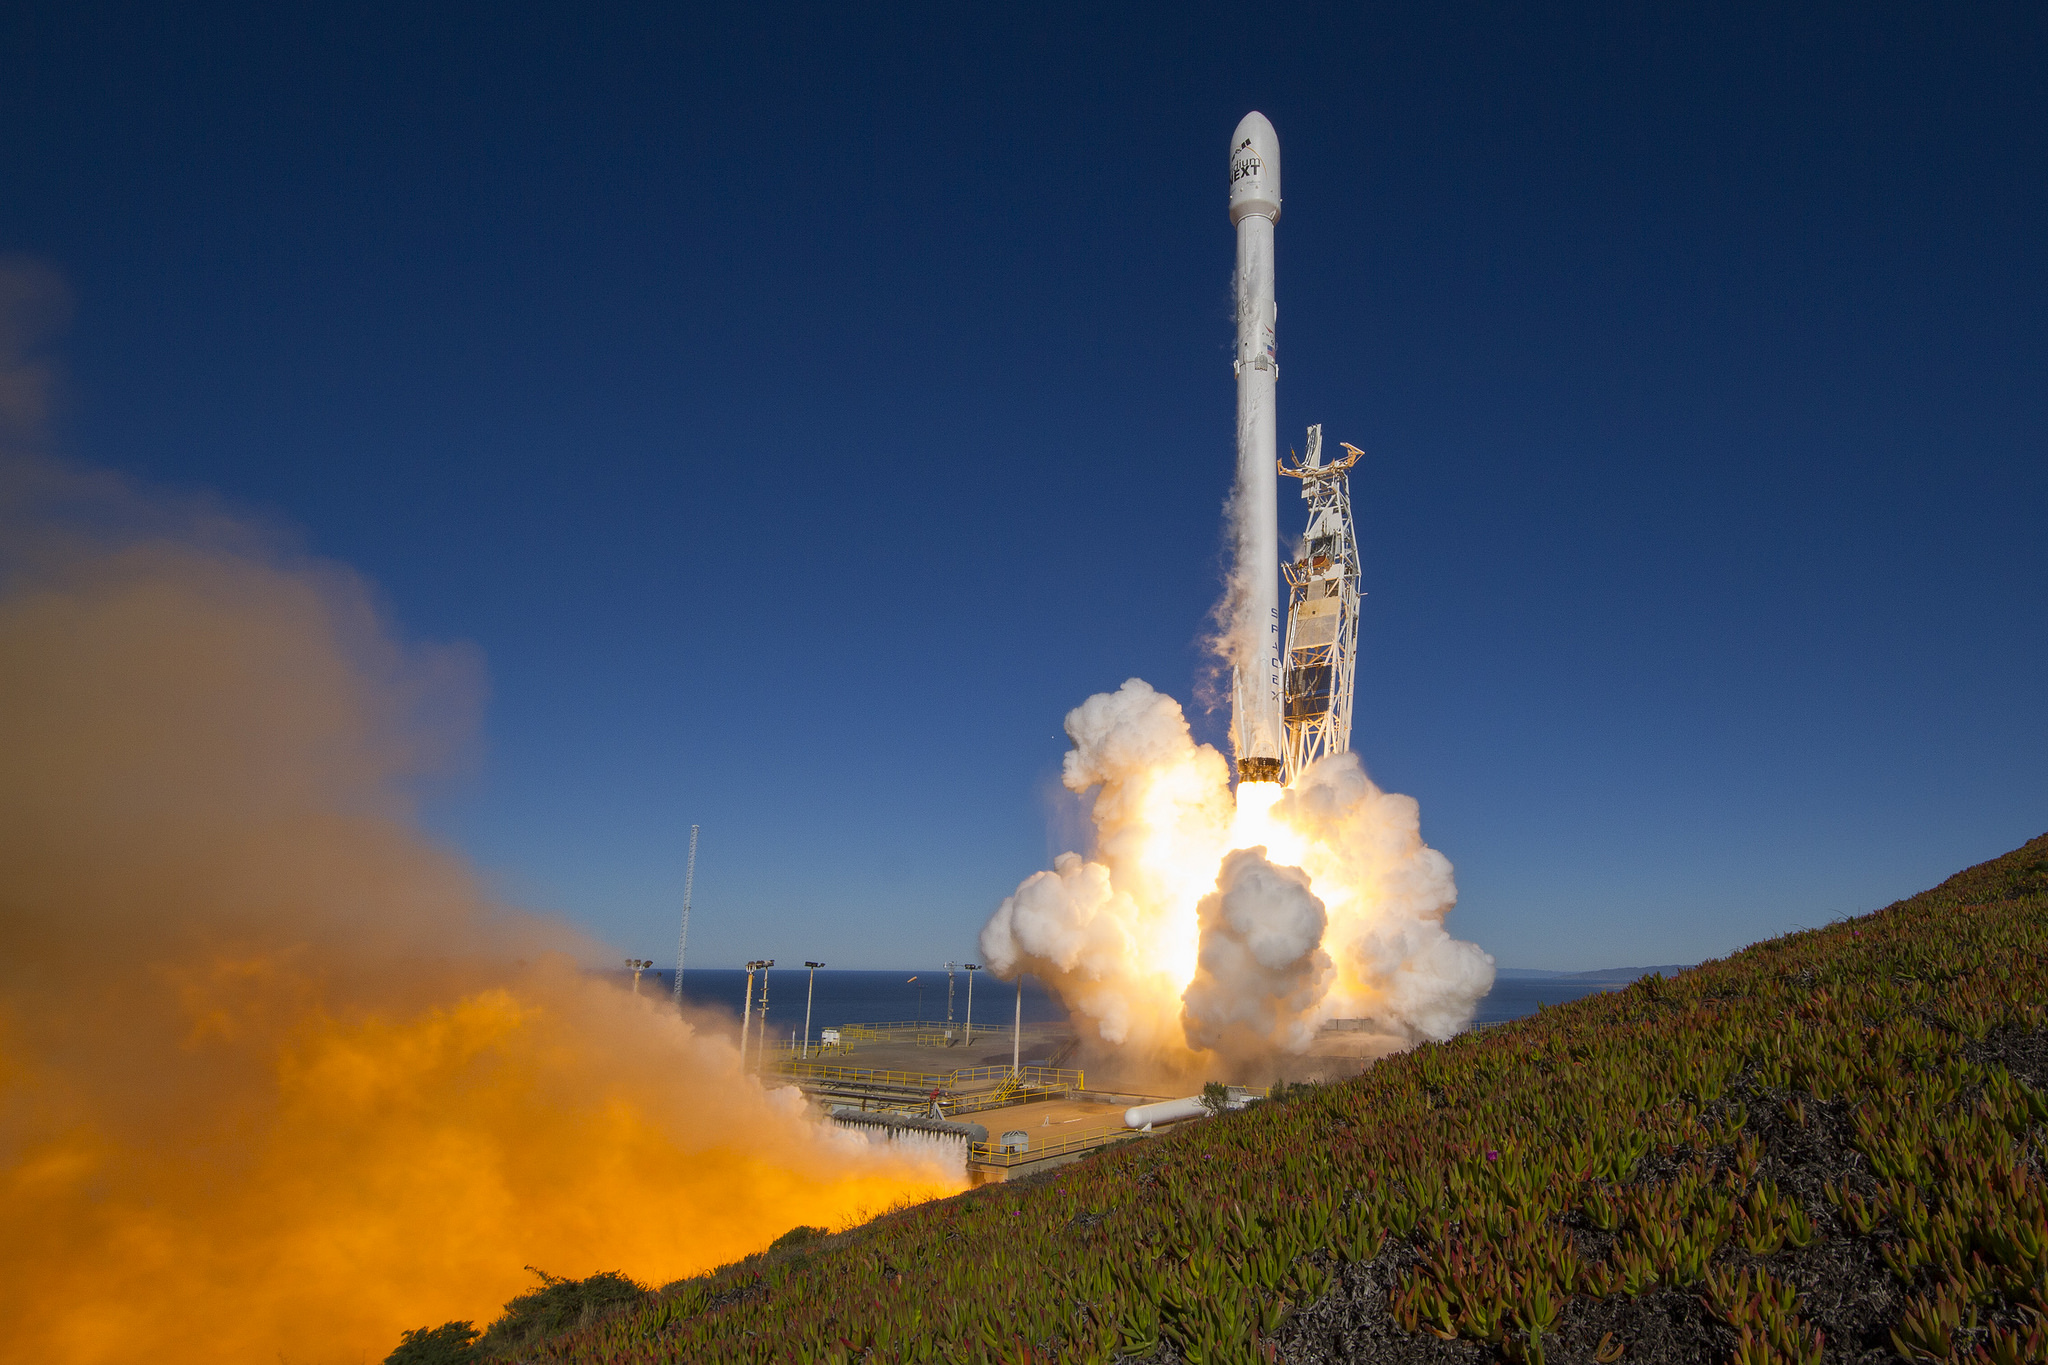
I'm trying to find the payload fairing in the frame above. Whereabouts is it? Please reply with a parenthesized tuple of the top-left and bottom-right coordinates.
(1229, 111, 1285, 784)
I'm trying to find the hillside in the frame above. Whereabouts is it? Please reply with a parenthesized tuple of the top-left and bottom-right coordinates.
(411, 833, 2048, 1364)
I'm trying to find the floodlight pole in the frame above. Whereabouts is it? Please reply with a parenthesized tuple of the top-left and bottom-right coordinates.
(803, 962, 825, 1059)
(741, 959, 774, 1072)
(964, 963, 980, 1046)
(945, 961, 956, 1026)
(672, 825, 698, 1009)
(740, 963, 757, 1071)
(626, 958, 651, 997)
(1012, 973, 1023, 1077)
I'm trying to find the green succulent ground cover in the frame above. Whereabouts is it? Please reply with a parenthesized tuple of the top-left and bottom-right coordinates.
(405, 832, 2048, 1365)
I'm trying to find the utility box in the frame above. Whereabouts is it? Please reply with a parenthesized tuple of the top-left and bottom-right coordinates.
(997, 1131, 1029, 1155)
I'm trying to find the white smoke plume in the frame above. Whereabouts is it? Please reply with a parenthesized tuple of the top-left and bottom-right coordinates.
(1180, 848, 1334, 1066)
(1276, 750, 1498, 1042)
(980, 678, 1493, 1081)
(1211, 461, 1264, 691)
(980, 680, 1229, 1060)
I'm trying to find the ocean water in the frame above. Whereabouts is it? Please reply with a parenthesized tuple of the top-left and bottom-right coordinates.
(646, 968, 1068, 1045)
(632, 967, 1625, 1044)
(1471, 975, 1629, 1026)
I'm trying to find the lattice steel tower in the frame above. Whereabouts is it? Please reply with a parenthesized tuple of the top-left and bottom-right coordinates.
(1279, 425, 1363, 783)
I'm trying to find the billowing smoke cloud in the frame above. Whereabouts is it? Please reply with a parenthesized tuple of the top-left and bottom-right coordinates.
(980, 678, 1493, 1081)
(981, 679, 1230, 1061)
(1276, 751, 1497, 1042)
(1180, 848, 1333, 1065)
(0, 275, 958, 1363)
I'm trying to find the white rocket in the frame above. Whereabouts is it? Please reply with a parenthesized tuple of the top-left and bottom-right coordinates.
(1229, 111, 1284, 784)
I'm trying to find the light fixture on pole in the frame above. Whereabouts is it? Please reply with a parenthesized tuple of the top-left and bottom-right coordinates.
(740, 962, 757, 1070)
(963, 963, 980, 1047)
(624, 958, 653, 997)
(802, 962, 825, 1059)
(742, 959, 773, 1071)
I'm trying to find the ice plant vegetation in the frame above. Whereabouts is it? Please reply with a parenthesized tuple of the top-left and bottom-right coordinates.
(429, 833, 2048, 1364)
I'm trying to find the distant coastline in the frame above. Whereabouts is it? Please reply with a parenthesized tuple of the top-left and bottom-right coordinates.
(1492, 964, 1693, 982)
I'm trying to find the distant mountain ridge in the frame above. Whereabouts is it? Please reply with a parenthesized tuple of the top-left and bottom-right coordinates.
(1492, 964, 1693, 982)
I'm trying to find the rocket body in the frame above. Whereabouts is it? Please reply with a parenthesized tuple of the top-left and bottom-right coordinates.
(1230, 112, 1284, 784)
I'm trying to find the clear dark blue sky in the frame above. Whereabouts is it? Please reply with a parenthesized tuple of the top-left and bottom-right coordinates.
(5, 3, 2042, 970)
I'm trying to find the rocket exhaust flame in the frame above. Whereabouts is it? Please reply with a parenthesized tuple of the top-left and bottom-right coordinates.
(0, 447, 961, 1364)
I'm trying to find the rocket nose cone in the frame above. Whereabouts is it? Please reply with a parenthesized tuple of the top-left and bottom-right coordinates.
(1229, 111, 1281, 224)
(1232, 110, 1277, 148)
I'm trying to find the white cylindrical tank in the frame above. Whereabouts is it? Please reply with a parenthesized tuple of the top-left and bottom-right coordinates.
(1124, 1096, 1210, 1129)
(1230, 112, 1284, 783)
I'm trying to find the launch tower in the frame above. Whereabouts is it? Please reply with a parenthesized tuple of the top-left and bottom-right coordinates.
(1279, 425, 1363, 783)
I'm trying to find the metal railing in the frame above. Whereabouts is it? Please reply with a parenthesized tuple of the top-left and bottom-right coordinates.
(835, 1021, 1067, 1040)
(833, 1022, 946, 1041)
(941, 1064, 1083, 1088)
(761, 1030, 962, 1052)
(757, 1038, 857, 1056)
(756, 1021, 1069, 1056)
(967, 1124, 1134, 1167)
(939, 1081, 1080, 1116)
(774, 1060, 1084, 1093)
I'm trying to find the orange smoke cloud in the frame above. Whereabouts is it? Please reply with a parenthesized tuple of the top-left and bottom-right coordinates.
(0, 452, 959, 1364)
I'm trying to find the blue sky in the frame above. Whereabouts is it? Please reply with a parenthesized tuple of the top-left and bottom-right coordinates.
(4, 2, 2043, 971)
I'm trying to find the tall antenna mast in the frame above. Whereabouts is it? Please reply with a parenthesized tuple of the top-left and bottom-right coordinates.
(672, 824, 699, 1008)
(1279, 426, 1364, 783)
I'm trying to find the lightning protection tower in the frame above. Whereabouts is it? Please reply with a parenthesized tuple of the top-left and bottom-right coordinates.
(1279, 425, 1363, 783)
(671, 825, 698, 1009)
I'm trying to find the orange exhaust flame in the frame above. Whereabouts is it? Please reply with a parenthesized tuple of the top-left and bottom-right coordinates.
(0, 457, 960, 1364)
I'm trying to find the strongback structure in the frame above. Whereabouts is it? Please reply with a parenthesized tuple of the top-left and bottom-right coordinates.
(1279, 425, 1363, 784)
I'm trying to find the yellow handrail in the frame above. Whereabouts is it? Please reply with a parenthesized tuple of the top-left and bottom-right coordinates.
(774, 1059, 1084, 1092)
(967, 1124, 1133, 1166)
(831, 1021, 1068, 1040)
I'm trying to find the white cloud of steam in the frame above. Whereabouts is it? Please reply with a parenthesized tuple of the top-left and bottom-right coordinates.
(1275, 752, 1497, 1043)
(978, 852, 1140, 1044)
(980, 680, 1227, 1054)
(1180, 848, 1334, 1064)
(981, 679, 1494, 1081)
